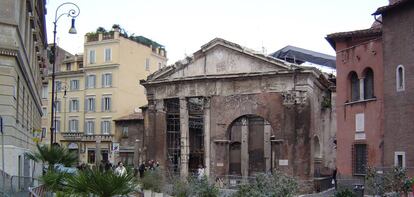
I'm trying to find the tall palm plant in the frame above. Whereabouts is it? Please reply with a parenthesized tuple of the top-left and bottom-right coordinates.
(66, 168, 137, 197)
(25, 144, 78, 170)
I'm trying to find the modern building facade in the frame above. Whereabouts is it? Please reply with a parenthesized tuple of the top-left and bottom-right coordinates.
(0, 0, 47, 177)
(374, 0, 414, 176)
(326, 27, 383, 182)
(141, 38, 336, 192)
(41, 28, 167, 165)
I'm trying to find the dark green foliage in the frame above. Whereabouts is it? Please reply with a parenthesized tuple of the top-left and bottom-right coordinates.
(66, 168, 137, 197)
(39, 170, 68, 192)
(190, 176, 219, 197)
(171, 177, 190, 197)
(335, 189, 356, 197)
(232, 171, 298, 197)
(25, 144, 77, 170)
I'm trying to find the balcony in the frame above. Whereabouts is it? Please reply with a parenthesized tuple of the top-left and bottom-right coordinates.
(83, 134, 113, 142)
(61, 132, 83, 141)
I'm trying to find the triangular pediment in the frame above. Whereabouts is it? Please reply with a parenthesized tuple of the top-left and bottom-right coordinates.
(146, 38, 294, 82)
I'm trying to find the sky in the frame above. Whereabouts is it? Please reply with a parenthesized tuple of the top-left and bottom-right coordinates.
(45, 0, 388, 64)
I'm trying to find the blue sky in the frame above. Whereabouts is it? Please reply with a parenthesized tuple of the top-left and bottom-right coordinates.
(46, 0, 388, 64)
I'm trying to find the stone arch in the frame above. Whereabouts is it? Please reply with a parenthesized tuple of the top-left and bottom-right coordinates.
(348, 71, 359, 101)
(226, 114, 272, 176)
(362, 67, 374, 99)
(313, 135, 322, 159)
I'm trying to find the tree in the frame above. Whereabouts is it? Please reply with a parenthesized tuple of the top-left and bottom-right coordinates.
(25, 144, 77, 170)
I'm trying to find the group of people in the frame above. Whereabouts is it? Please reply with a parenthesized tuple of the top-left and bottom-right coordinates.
(76, 160, 127, 176)
(136, 159, 160, 178)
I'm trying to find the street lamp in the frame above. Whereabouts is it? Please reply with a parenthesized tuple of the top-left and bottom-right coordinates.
(50, 2, 80, 147)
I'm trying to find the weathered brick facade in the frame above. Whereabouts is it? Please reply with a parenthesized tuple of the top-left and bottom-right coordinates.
(326, 28, 383, 180)
(140, 38, 336, 188)
(378, 1, 414, 175)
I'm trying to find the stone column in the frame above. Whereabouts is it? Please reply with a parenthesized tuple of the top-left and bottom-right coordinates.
(204, 98, 211, 176)
(180, 97, 189, 178)
(241, 117, 249, 177)
(359, 77, 365, 100)
(264, 121, 272, 172)
(95, 136, 101, 166)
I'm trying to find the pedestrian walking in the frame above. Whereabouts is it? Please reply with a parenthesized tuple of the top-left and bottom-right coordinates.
(115, 161, 127, 176)
(139, 161, 146, 178)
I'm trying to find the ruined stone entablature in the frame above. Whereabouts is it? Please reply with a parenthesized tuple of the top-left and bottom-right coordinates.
(282, 90, 308, 105)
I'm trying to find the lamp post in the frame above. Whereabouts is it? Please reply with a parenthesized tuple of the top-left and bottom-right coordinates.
(50, 2, 80, 147)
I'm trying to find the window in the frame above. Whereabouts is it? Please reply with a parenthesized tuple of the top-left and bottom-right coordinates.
(42, 85, 48, 99)
(396, 65, 405, 91)
(16, 77, 19, 122)
(353, 144, 367, 175)
(88, 150, 95, 163)
(69, 119, 79, 132)
(78, 62, 83, 68)
(89, 50, 96, 64)
(55, 100, 61, 113)
(70, 79, 79, 91)
(394, 152, 406, 168)
(122, 126, 128, 137)
(102, 73, 112, 87)
(120, 152, 134, 166)
(41, 128, 47, 138)
(69, 99, 79, 112)
(145, 58, 150, 71)
(86, 120, 95, 135)
(355, 113, 364, 132)
(350, 72, 360, 101)
(54, 119, 61, 133)
(102, 96, 111, 112)
(85, 97, 95, 112)
(158, 62, 162, 69)
(363, 68, 374, 99)
(101, 120, 111, 134)
(55, 81, 62, 92)
(86, 75, 96, 89)
(42, 107, 47, 117)
(104, 48, 111, 62)
(66, 63, 71, 71)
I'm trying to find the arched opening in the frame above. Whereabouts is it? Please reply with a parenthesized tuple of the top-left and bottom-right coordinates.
(67, 143, 79, 162)
(363, 68, 374, 99)
(349, 71, 360, 101)
(227, 115, 272, 176)
(313, 136, 321, 159)
(396, 65, 405, 91)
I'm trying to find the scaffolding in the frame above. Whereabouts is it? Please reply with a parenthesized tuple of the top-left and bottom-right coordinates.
(165, 98, 181, 174)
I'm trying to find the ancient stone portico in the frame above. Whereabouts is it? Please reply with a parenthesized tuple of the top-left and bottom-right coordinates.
(140, 38, 336, 185)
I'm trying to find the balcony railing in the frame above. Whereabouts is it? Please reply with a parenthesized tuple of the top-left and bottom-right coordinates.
(86, 34, 99, 42)
(102, 33, 114, 40)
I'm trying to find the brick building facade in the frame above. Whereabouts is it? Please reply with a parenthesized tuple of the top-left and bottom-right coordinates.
(374, 1, 414, 175)
(140, 38, 336, 190)
(326, 27, 383, 181)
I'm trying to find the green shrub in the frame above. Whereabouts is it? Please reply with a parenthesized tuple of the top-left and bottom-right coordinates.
(141, 170, 164, 192)
(190, 176, 219, 197)
(335, 189, 355, 197)
(172, 177, 191, 197)
(232, 171, 298, 197)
